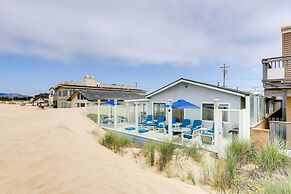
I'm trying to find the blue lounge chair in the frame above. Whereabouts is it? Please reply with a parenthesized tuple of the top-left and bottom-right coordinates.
(139, 115, 153, 126)
(182, 120, 202, 139)
(159, 118, 177, 131)
(179, 119, 191, 128)
(207, 123, 215, 133)
(147, 116, 165, 128)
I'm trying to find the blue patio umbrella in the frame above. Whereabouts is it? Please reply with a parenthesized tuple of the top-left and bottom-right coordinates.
(170, 99, 200, 109)
(101, 100, 123, 106)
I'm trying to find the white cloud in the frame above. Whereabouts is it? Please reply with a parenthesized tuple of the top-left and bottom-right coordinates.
(0, 0, 291, 66)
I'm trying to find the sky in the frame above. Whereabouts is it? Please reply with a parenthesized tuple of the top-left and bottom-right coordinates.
(1, 0, 291, 95)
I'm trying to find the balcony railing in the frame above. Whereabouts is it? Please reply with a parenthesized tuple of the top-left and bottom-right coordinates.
(269, 120, 291, 149)
(262, 56, 291, 81)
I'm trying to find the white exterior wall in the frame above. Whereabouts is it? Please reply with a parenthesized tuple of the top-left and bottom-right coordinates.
(148, 82, 243, 136)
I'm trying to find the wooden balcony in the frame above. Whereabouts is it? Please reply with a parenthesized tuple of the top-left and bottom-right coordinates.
(262, 56, 291, 89)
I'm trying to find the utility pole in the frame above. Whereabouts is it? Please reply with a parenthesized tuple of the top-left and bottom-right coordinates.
(220, 64, 230, 87)
(135, 82, 138, 88)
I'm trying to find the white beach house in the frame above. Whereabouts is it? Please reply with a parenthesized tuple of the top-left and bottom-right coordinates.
(87, 78, 264, 155)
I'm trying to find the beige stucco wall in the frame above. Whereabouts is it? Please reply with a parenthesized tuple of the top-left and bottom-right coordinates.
(54, 87, 74, 108)
(70, 94, 89, 108)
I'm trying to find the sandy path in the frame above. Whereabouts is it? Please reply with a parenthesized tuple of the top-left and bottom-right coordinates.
(0, 105, 211, 194)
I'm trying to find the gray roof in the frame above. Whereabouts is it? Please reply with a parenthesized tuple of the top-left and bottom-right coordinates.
(68, 89, 145, 101)
(146, 78, 249, 98)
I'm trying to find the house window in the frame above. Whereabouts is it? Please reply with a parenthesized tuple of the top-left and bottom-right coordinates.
(69, 89, 75, 96)
(202, 103, 229, 122)
(77, 103, 85, 107)
(58, 91, 62, 97)
(153, 103, 166, 119)
(63, 90, 68, 97)
(77, 93, 85, 100)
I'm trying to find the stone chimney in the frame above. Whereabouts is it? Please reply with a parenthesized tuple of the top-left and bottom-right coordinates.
(84, 75, 100, 87)
(282, 26, 291, 56)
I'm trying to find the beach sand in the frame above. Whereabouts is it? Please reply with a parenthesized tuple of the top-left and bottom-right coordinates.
(0, 105, 211, 194)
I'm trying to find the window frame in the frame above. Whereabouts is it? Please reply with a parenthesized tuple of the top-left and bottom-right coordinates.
(69, 89, 75, 96)
(152, 102, 167, 120)
(201, 102, 230, 123)
(63, 90, 68, 97)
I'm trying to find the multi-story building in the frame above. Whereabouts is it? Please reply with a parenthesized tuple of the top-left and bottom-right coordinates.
(50, 75, 146, 108)
(262, 25, 291, 148)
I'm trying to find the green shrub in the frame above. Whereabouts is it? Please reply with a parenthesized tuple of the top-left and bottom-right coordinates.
(157, 142, 176, 171)
(143, 141, 157, 166)
(258, 139, 290, 175)
(183, 143, 202, 162)
(100, 133, 131, 153)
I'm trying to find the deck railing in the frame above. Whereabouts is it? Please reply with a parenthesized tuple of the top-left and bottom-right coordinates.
(269, 120, 291, 149)
(262, 56, 291, 82)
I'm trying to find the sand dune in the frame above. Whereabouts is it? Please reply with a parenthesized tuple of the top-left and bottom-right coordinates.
(0, 105, 211, 194)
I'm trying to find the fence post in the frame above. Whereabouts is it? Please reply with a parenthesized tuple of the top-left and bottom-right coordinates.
(239, 110, 244, 140)
(126, 102, 129, 123)
(214, 99, 223, 158)
(135, 100, 139, 133)
(97, 100, 101, 125)
(114, 100, 118, 129)
(167, 99, 173, 142)
(107, 100, 111, 122)
(244, 95, 251, 141)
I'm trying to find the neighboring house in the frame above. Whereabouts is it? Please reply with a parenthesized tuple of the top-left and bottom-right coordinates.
(68, 89, 145, 107)
(50, 75, 146, 108)
(31, 93, 49, 106)
(261, 25, 291, 148)
(144, 78, 264, 138)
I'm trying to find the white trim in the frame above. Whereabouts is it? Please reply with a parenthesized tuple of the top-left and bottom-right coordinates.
(125, 99, 149, 102)
(146, 79, 246, 98)
(201, 101, 230, 123)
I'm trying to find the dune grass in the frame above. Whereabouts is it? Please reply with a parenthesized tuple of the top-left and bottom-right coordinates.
(156, 142, 177, 171)
(257, 139, 290, 175)
(226, 138, 257, 167)
(142, 141, 177, 171)
(211, 138, 291, 193)
(263, 175, 291, 194)
(100, 133, 131, 153)
(183, 143, 203, 162)
(142, 141, 157, 166)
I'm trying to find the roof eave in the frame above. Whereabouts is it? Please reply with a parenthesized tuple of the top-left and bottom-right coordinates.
(146, 78, 247, 98)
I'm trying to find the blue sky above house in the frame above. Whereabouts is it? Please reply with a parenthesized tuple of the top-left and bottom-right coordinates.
(0, 0, 290, 95)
